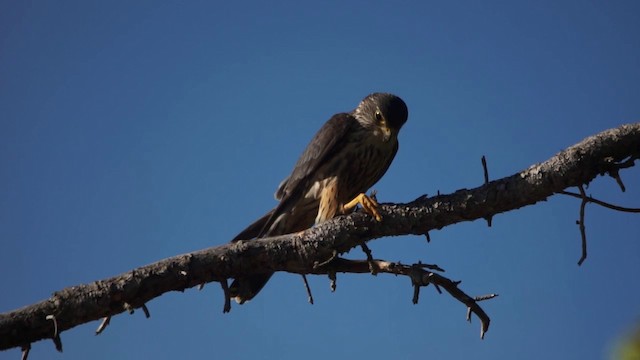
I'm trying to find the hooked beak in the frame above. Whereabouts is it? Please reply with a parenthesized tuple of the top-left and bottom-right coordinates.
(381, 124, 392, 142)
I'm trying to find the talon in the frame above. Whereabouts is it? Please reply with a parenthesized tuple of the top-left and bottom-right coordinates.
(342, 193, 382, 221)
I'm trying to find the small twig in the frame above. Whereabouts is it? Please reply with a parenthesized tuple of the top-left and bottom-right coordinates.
(220, 279, 231, 313)
(45, 314, 62, 351)
(467, 293, 499, 322)
(401, 263, 493, 339)
(45, 315, 58, 339)
(481, 155, 489, 184)
(433, 275, 489, 339)
(412, 283, 420, 304)
(558, 190, 640, 213)
(559, 184, 640, 266)
(608, 168, 626, 192)
(475, 293, 499, 301)
(481, 155, 493, 227)
(613, 156, 637, 169)
(410, 265, 424, 304)
(301, 274, 314, 304)
(605, 156, 636, 192)
(95, 316, 111, 335)
(313, 250, 337, 269)
(409, 264, 431, 304)
(359, 242, 378, 275)
(432, 283, 443, 294)
(328, 271, 337, 292)
(52, 334, 62, 353)
(21, 344, 30, 360)
(413, 262, 445, 272)
(425, 231, 431, 243)
(577, 185, 588, 266)
(469, 293, 499, 320)
(141, 304, 150, 318)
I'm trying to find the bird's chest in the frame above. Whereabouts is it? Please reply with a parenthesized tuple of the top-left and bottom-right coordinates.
(343, 137, 395, 188)
(308, 136, 396, 201)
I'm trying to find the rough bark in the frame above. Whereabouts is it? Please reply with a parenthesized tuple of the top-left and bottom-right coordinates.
(1, 123, 639, 352)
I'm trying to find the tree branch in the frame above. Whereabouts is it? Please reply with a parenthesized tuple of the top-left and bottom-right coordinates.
(312, 258, 495, 339)
(1, 123, 639, 352)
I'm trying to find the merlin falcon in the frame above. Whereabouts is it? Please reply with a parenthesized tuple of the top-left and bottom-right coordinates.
(229, 92, 408, 303)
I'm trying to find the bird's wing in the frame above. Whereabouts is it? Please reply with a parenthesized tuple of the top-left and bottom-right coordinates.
(259, 113, 357, 237)
(276, 113, 355, 199)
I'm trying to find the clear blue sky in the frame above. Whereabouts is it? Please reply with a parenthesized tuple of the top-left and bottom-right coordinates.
(1, 1, 639, 359)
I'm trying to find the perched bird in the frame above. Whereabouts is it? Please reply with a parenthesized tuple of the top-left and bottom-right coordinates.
(230, 92, 408, 303)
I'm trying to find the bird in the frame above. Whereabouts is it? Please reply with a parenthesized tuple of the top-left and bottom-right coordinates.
(229, 92, 408, 303)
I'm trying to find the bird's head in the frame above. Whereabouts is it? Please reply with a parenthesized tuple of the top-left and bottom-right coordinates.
(354, 93, 408, 142)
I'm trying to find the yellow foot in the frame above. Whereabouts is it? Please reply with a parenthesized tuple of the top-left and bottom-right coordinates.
(342, 193, 382, 221)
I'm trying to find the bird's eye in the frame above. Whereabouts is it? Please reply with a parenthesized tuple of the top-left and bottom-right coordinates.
(375, 111, 383, 122)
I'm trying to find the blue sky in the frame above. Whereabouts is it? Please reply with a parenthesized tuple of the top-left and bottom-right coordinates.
(1, 1, 639, 359)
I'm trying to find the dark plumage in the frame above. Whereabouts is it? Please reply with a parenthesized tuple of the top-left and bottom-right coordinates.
(230, 93, 408, 303)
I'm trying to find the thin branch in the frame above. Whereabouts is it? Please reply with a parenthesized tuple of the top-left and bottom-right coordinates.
(481, 155, 493, 227)
(412, 281, 421, 304)
(45, 315, 58, 339)
(141, 304, 150, 319)
(313, 250, 337, 269)
(577, 186, 588, 266)
(609, 168, 626, 192)
(605, 155, 637, 192)
(559, 186, 640, 266)
(413, 262, 445, 272)
(359, 242, 378, 275)
(52, 336, 62, 353)
(95, 317, 110, 335)
(21, 345, 30, 360)
(558, 190, 640, 213)
(614, 156, 637, 169)
(220, 279, 231, 313)
(475, 294, 499, 302)
(481, 155, 490, 184)
(312, 258, 494, 338)
(328, 271, 337, 292)
(301, 275, 314, 305)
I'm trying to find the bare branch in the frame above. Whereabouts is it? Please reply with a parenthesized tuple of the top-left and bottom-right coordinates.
(604, 156, 637, 192)
(359, 242, 378, 275)
(577, 185, 589, 266)
(1, 123, 639, 351)
(141, 304, 150, 319)
(95, 317, 110, 335)
(559, 190, 640, 213)
(220, 280, 231, 313)
(301, 275, 314, 305)
(481, 155, 490, 184)
(481, 155, 493, 227)
(21, 345, 30, 360)
(332, 258, 464, 312)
